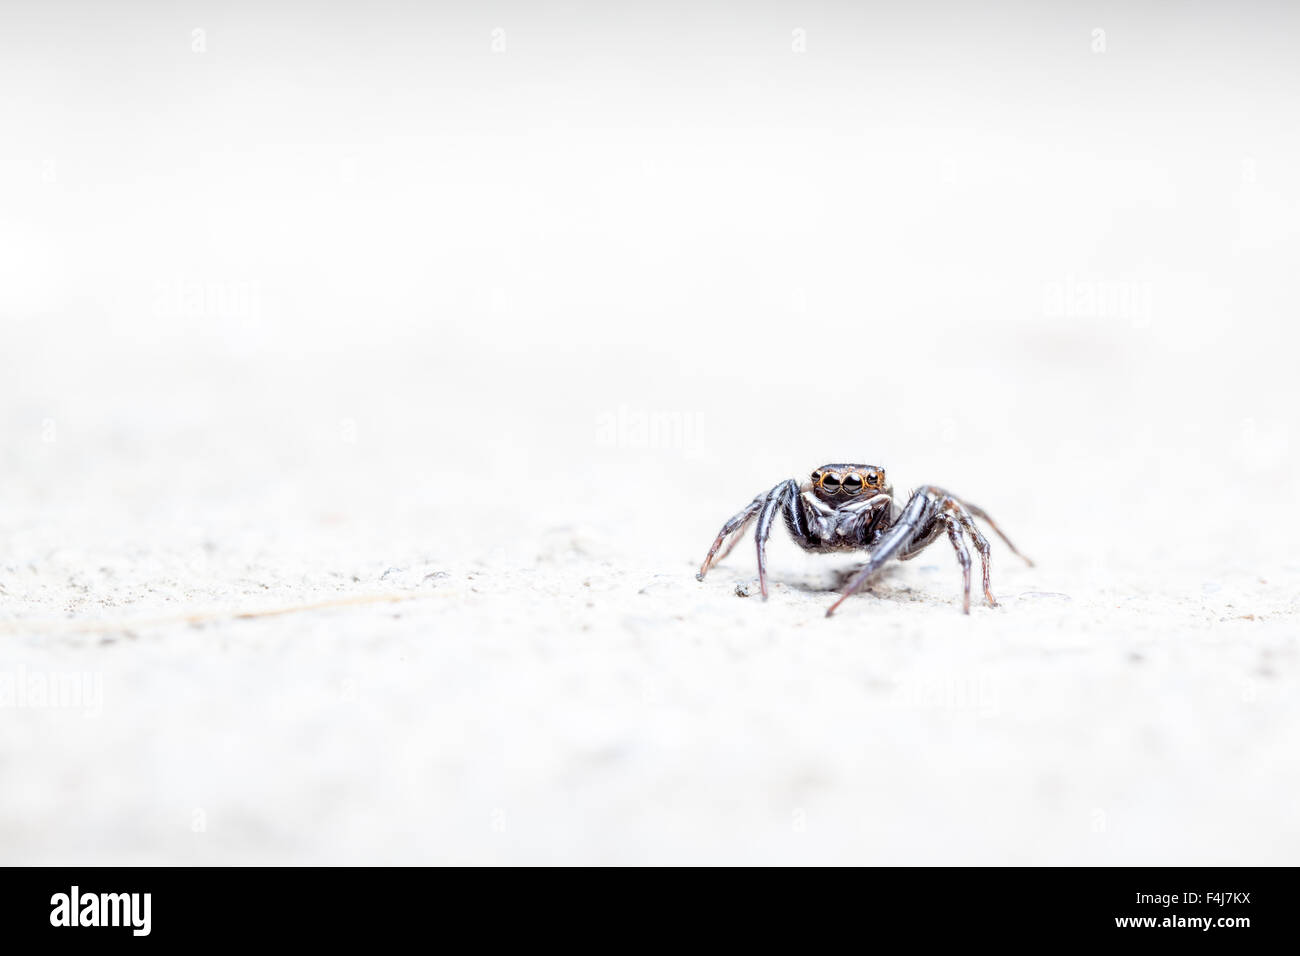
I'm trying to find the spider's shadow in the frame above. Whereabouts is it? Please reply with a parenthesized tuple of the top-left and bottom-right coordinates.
(777, 563, 903, 596)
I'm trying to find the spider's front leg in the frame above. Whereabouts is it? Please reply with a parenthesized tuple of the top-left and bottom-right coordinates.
(825, 489, 936, 617)
(697, 495, 763, 581)
(754, 479, 811, 600)
(826, 485, 1032, 616)
(697, 479, 807, 600)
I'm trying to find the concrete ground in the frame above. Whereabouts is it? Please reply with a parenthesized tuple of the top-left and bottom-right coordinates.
(1, 323, 1296, 865)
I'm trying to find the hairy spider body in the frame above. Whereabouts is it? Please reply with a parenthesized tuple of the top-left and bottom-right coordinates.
(696, 463, 1032, 616)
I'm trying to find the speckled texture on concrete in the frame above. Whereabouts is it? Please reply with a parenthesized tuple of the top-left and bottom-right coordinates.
(1, 328, 1296, 865)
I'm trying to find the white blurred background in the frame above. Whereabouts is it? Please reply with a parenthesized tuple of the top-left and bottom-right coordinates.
(4, 0, 1296, 561)
(1, 2, 1297, 864)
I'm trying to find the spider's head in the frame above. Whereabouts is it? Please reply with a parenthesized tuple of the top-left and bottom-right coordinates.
(809, 463, 887, 504)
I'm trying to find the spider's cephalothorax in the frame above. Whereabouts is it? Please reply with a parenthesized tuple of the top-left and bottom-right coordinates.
(696, 462, 1033, 616)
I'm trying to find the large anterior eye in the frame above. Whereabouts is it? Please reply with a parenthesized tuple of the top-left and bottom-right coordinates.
(841, 473, 864, 495)
(820, 473, 841, 494)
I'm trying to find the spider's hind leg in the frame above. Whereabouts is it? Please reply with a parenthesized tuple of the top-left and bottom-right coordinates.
(954, 505, 998, 607)
(896, 497, 975, 613)
(960, 500, 1033, 567)
(937, 497, 999, 608)
(940, 512, 973, 614)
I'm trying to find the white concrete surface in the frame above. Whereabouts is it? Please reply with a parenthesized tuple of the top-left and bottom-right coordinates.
(1, 327, 1295, 865)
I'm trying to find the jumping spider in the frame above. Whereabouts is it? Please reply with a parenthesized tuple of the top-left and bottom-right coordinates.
(696, 463, 1032, 616)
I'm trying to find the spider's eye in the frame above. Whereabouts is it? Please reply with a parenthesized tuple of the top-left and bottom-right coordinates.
(820, 472, 841, 494)
(811, 471, 822, 485)
(842, 473, 864, 495)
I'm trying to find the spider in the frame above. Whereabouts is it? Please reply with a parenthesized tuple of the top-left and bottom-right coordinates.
(696, 463, 1032, 616)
